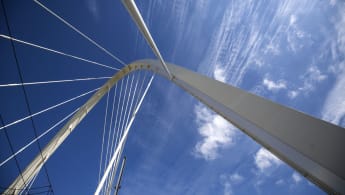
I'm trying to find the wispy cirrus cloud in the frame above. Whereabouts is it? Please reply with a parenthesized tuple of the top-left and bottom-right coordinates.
(196, 0, 271, 86)
(287, 65, 327, 99)
(321, 3, 345, 127)
(86, 0, 99, 20)
(229, 173, 244, 184)
(275, 179, 285, 185)
(321, 65, 345, 126)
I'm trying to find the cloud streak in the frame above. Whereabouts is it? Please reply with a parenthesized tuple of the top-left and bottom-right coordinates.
(321, 4, 345, 127)
(322, 66, 345, 126)
(86, 0, 99, 20)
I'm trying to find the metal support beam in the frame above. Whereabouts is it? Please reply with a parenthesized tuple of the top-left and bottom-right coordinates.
(133, 59, 345, 194)
(121, 0, 173, 80)
(120, 3, 345, 193)
(6, 59, 345, 194)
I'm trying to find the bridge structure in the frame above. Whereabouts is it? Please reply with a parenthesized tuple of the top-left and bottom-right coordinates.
(1, 0, 345, 194)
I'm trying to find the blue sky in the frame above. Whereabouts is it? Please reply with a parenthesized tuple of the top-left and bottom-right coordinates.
(1, 0, 345, 194)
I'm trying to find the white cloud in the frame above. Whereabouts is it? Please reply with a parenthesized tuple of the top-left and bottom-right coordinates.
(322, 5, 345, 127)
(285, 13, 312, 53)
(263, 78, 287, 92)
(288, 90, 299, 99)
(230, 173, 244, 184)
(292, 172, 302, 183)
(275, 179, 285, 185)
(306, 66, 327, 82)
(194, 104, 237, 160)
(197, 0, 269, 86)
(288, 65, 327, 98)
(220, 173, 244, 195)
(289, 14, 297, 25)
(321, 66, 345, 126)
(214, 64, 227, 82)
(254, 147, 282, 172)
(223, 182, 232, 195)
(298, 66, 327, 93)
(263, 42, 281, 56)
(86, 0, 99, 20)
(336, 6, 345, 55)
(329, 0, 337, 6)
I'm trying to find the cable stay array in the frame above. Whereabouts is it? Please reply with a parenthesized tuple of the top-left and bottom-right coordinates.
(32, 0, 126, 67)
(0, 34, 120, 71)
(97, 70, 154, 195)
(0, 87, 101, 132)
(0, 0, 155, 194)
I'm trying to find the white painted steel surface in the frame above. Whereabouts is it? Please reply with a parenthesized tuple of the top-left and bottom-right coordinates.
(138, 59, 345, 194)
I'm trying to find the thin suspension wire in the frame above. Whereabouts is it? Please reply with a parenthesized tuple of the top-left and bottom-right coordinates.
(1, 0, 54, 192)
(104, 79, 129, 194)
(106, 73, 136, 195)
(134, 71, 149, 112)
(102, 72, 152, 195)
(0, 107, 80, 167)
(96, 72, 153, 194)
(105, 76, 129, 194)
(0, 76, 111, 87)
(113, 73, 136, 161)
(33, 0, 126, 66)
(103, 78, 126, 194)
(0, 115, 29, 194)
(109, 82, 123, 159)
(113, 72, 140, 165)
(22, 170, 39, 195)
(106, 72, 151, 195)
(95, 74, 155, 195)
(116, 75, 130, 150)
(0, 34, 119, 71)
(0, 87, 100, 131)
(112, 76, 128, 158)
(111, 73, 135, 161)
(123, 71, 140, 134)
(103, 84, 118, 171)
(98, 90, 110, 183)
(105, 143, 122, 195)
(119, 73, 135, 139)
(103, 84, 118, 192)
(107, 72, 141, 194)
(105, 76, 129, 190)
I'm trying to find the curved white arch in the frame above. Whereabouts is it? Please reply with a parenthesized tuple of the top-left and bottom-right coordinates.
(142, 59, 345, 194)
(4, 62, 153, 194)
(6, 59, 345, 194)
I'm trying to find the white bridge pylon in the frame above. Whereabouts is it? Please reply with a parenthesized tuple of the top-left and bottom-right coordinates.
(122, 0, 345, 193)
(5, 0, 345, 194)
(6, 59, 345, 195)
